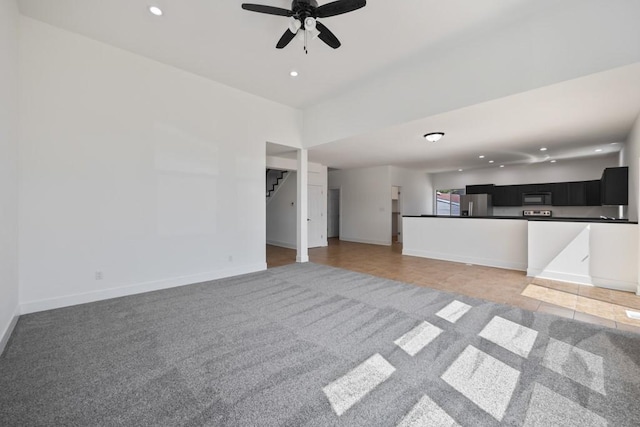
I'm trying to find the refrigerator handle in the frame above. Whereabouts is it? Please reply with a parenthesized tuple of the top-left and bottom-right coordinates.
(469, 201, 474, 217)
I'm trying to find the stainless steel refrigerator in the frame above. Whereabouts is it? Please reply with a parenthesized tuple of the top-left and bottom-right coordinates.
(460, 194, 493, 217)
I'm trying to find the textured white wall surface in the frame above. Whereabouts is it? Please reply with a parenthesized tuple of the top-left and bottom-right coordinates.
(18, 17, 302, 313)
(0, 0, 20, 353)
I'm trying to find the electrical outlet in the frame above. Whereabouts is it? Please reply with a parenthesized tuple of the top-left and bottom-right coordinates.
(95, 271, 103, 280)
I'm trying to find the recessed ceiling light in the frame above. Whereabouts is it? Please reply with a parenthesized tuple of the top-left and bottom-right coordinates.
(595, 148, 603, 152)
(500, 165, 505, 168)
(479, 155, 485, 159)
(489, 160, 494, 164)
(423, 132, 445, 142)
(540, 147, 547, 151)
(149, 6, 163, 16)
(290, 70, 299, 77)
(550, 160, 557, 163)
(458, 169, 463, 172)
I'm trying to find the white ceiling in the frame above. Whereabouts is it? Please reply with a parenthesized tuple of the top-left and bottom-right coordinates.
(18, 0, 539, 109)
(17, 0, 640, 173)
(307, 63, 640, 173)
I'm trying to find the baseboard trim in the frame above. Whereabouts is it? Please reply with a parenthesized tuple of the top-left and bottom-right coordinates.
(266, 239, 297, 250)
(340, 237, 391, 246)
(403, 248, 527, 271)
(530, 269, 593, 286)
(20, 263, 267, 315)
(0, 309, 20, 357)
(590, 276, 637, 293)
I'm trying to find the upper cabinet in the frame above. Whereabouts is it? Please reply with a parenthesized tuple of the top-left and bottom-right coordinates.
(585, 180, 601, 206)
(552, 182, 586, 206)
(601, 167, 628, 206)
(493, 185, 523, 206)
(466, 184, 495, 195)
(465, 167, 628, 207)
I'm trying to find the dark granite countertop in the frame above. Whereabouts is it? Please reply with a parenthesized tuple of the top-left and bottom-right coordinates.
(403, 215, 638, 224)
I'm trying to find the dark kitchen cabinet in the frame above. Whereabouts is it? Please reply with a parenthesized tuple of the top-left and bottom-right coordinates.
(493, 185, 521, 206)
(554, 181, 595, 206)
(466, 184, 495, 195)
(528, 183, 553, 194)
(601, 167, 628, 205)
(551, 182, 569, 206)
(552, 181, 586, 206)
(567, 182, 586, 206)
(585, 180, 601, 206)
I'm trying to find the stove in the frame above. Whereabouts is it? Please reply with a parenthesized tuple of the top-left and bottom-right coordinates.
(523, 210, 552, 217)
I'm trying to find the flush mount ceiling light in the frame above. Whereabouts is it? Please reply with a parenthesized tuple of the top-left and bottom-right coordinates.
(458, 169, 463, 172)
(540, 147, 547, 151)
(478, 155, 485, 159)
(550, 160, 557, 163)
(489, 160, 495, 164)
(595, 148, 603, 152)
(500, 165, 505, 168)
(149, 6, 163, 16)
(423, 132, 445, 142)
(290, 70, 299, 77)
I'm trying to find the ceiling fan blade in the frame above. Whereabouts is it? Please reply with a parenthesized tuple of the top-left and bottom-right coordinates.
(276, 29, 297, 49)
(316, 21, 341, 49)
(241, 4, 293, 17)
(316, 0, 366, 18)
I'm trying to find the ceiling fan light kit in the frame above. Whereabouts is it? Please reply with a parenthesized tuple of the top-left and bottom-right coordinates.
(242, 0, 366, 53)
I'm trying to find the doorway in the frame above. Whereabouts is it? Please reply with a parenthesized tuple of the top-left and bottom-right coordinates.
(328, 188, 340, 239)
(392, 186, 402, 243)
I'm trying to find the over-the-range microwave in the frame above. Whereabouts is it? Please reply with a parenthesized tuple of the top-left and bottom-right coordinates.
(522, 192, 552, 205)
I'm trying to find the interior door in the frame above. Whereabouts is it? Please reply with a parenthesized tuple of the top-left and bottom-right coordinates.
(327, 189, 340, 238)
(308, 185, 324, 248)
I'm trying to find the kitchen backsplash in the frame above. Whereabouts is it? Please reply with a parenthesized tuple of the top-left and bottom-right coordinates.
(493, 205, 621, 218)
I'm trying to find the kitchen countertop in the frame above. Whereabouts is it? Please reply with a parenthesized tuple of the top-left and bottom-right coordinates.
(404, 215, 638, 224)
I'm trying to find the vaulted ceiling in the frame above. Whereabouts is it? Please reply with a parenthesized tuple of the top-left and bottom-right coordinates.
(18, 0, 640, 172)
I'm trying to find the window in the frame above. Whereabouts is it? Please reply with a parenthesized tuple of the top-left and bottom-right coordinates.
(436, 189, 465, 216)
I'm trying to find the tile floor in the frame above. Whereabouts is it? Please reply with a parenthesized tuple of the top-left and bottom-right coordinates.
(266, 239, 640, 333)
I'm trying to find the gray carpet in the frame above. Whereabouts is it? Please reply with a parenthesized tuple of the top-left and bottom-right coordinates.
(2, 263, 640, 426)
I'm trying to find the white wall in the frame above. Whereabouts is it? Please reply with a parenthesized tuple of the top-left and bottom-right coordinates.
(329, 166, 392, 246)
(304, 0, 640, 147)
(624, 112, 640, 294)
(432, 155, 617, 189)
(432, 155, 620, 217)
(403, 217, 528, 271)
(389, 167, 433, 216)
(0, 0, 20, 353)
(327, 166, 432, 245)
(18, 17, 302, 313)
(266, 172, 297, 249)
(624, 114, 640, 222)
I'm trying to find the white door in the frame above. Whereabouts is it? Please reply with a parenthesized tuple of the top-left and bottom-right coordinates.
(308, 185, 324, 248)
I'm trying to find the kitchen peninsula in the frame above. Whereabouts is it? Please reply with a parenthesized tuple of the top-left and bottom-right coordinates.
(403, 216, 639, 293)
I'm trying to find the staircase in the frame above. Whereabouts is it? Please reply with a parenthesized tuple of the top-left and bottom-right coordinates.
(266, 169, 289, 199)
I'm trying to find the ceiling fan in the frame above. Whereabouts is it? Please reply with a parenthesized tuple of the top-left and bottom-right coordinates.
(241, 0, 366, 53)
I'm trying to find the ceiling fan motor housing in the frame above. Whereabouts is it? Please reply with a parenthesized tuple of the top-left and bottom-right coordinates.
(292, 0, 318, 24)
